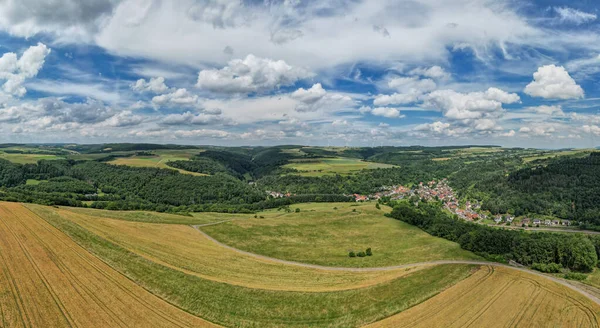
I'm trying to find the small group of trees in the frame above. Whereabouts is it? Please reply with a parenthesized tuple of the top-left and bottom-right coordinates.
(349, 248, 373, 258)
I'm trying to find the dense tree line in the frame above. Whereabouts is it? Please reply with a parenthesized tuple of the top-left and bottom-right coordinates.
(17, 176, 96, 194)
(257, 165, 454, 195)
(0, 156, 354, 213)
(390, 201, 598, 272)
(451, 153, 600, 226)
(0, 159, 24, 187)
(167, 158, 231, 176)
(70, 161, 265, 206)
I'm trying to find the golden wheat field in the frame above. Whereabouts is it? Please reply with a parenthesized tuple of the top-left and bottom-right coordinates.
(366, 265, 600, 328)
(4, 201, 600, 328)
(49, 206, 425, 292)
(0, 202, 216, 328)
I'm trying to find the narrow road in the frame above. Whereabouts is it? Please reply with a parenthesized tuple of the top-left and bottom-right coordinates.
(499, 226, 600, 235)
(192, 225, 600, 305)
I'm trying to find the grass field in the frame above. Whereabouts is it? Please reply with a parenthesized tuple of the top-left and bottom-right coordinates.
(27, 203, 475, 328)
(367, 265, 600, 327)
(52, 207, 430, 292)
(107, 149, 207, 176)
(201, 202, 481, 267)
(0, 202, 214, 327)
(283, 157, 396, 176)
(25, 179, 46, 185)
(522, 149, 596, 163)
(582, 269, 600, 291)
(0, 152, 63, 164)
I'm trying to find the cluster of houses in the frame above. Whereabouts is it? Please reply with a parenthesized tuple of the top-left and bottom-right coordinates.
(521, 218, 571, 227)
(268, 181, 575, 228)
(362, 185, 411, 201)
(267, 191, 293, 198)
(493, 214, 514, 224)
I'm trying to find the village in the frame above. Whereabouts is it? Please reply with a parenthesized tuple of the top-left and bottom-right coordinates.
(350, 179, 574, 228)
(268, 178, 575, 228)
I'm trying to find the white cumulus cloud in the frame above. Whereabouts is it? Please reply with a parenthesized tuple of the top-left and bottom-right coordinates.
(197, 54, 313, 94)
(423, 87, 519, 120)
(525, 105, 565, 116)
(524, 65, 584, 99)
(291, 83, 353, 112)
(0, 42, 50, 97)
(409, 66, 450, 80)
(361, 106, 403, 118)
(131, 76, 169, 94)
(152, 88, 198, 107)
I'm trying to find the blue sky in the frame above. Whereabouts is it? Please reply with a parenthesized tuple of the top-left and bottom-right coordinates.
(1, 0, 600, 147)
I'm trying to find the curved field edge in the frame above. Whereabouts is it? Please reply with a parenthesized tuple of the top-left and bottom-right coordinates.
(58, 206, 249, 225)
(26, 203, 476, 328)
(366, 265, 600, 328)
(0, 202, 215, 328)
(51, 208, 426, 292)
(200, 202, 481, 268)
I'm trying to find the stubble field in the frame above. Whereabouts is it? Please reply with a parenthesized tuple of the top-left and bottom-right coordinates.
(0, 202, 215, 327)
(367, 265, 600, 328)
(2, 200, 599, 327)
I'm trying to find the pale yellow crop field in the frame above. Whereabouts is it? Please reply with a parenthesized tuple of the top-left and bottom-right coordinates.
(0, 202, 215, 328)
(107, 149, 208, 176)
(367, 265, 600, 328)
(52, 207, 424, 292)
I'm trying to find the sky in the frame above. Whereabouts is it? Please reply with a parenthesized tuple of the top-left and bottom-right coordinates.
(1, 0, 600, 148)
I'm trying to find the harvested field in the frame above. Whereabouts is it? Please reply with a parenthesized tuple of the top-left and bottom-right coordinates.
(107, 149, 207, 176)
(49, 206, 427, 292)
(60, 206, 247, 225)
(26, 203, 475, 328)
(0, 202, 215, 327)
(366, 265, 600, 328)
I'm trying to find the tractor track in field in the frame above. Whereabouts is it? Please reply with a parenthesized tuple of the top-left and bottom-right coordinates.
(192, 225, 600, 306)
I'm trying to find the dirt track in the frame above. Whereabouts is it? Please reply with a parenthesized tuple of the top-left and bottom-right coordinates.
(193, 225, 600, 306)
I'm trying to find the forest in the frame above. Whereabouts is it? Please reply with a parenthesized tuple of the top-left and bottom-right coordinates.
(455, 153, 600, 227)
(389, 200, 598, 272)
(0, 144, 599, 221)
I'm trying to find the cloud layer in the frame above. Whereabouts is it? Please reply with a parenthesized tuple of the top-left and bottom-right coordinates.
(0, 1, 597, 147)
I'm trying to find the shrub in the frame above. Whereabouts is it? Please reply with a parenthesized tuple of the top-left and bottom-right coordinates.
(259, 216, 264, 219)
(295, 208, 300, 213)
(352, 209, 357, 212)
(564, 272, 588, 281)
(375, 203, 381, 210)
(366, 247, 372, 256)
(349, 251, 356, 257)
(357, 251, 366, 257)
(333, 207, 338, 210)
(531, 262, 562, 273)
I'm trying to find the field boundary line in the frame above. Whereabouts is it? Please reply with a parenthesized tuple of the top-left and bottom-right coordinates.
(193, 219, 239, 227)
(193, 226, 600, 305)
